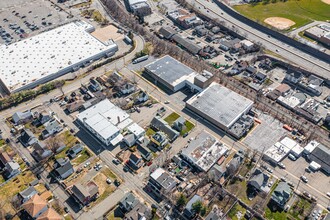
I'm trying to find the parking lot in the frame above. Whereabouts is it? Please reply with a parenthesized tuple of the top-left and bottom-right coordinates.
(0, 0, 73, 45)
(281, 156, 330, 197)
(243, 112, 289, 151)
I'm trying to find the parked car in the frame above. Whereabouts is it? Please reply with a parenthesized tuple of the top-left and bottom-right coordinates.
(288, 154, 297, 161)
(277, 162, 286, 169)
(64, 207, 69, 213)
(106, 178, 112, 184)
(300, 175, 308, 183)
(112, 159, 120, 165)
(45, 183, 50, 190)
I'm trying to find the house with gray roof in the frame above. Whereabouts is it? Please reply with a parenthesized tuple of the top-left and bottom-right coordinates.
(148, 168, 177, 198)
(270, 182, 292, 209)
(248, 169, 269, 193)
(119, 192, 139, 212)
(18, 186, 38, 204)
(150, 116, 179, 142)
(20, 129, 38, 147)
(12, 110, 33, 125)
(70, 182, 99, 206)
(41, 119, 63, 139)
(31, 141, 52, 162)
(173, 116, 186, 132)
(53, 158, 74, 179)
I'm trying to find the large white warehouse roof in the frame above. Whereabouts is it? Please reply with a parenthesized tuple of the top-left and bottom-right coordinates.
(0, 21, 118, 93)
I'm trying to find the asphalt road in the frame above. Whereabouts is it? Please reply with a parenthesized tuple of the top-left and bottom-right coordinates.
(185, 0, 330, 79)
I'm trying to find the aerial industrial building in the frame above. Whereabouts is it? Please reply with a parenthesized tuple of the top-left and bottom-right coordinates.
(186, 82, 254, 137)
(144, 55, 213, 92)
(77, 99, 135, 146)
(0, 21, 118, 93)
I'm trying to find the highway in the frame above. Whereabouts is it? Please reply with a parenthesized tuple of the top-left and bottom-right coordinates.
(185, 0, 330, 79)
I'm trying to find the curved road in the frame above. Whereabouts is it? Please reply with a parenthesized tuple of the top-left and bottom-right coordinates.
(186, 0, 330, 78)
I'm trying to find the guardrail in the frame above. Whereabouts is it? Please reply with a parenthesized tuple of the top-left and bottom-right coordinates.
(212, 0, 330, 72)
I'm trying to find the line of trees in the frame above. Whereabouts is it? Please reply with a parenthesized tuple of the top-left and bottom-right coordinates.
(0, 80, 65, 111)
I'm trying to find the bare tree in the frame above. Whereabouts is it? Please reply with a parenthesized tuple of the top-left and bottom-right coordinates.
(45, 135, 64, 154)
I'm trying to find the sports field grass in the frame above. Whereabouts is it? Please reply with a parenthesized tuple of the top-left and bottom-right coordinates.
(233, 0, 330, 29)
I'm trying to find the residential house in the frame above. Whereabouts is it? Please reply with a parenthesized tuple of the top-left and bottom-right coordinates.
(20, 129, 38, 147)
(285, 71, 303, 84)
(128, 153, 143, 170)
(18, 186, 38, 204)
(12, 110, 33, 125)
(255, 72, 267, 83)
(219, 40, 232, 51)
(270, 182, 292, 209)
(135, 91, 149, 103)
(124, 202, 151, 220)
(158, 27, 177, 40)
(248, 169, 270, 193)
(41, 120, 63, 139)
(172, 116, 186, 132)
(53, 158, 74, 179)
(150, 116, 179, 142)
(31, 141, 52, 162)
(70, 182, 99, 206)
(150, 132, 168, 149)
(21, 194, 48, 219)
(168, 9, 202, 29)
(108, 71, 123, 85)
(183, 194, 202, 218)
(208, 163, 227, 182)
(33, 113, 51, 127)
(148, 168, 177, 198)
(36, 208, 62, 220)
(211, 26, 221, 34)
(194, 25, 208, 37)
(137, 145, 152, 161)
(66, 101, 84, 113)
(4, 161, 21, 178)
(67, 143, 84, 159)
(226, 151, 244, 176)
(120, 83, 135, 95)
(119, 192, 139, 212)
(0, 152, 11, 168)
(124, 123, 146, 147)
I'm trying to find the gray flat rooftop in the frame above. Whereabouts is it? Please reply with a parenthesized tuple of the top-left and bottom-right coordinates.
(144, 55, 195, 87)
(187, 82, 253, 128)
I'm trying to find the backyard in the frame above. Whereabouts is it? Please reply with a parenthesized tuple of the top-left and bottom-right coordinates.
(0, 170, 35, 217)
(164, 112, 195, 135)
(233, 0, 330, 29)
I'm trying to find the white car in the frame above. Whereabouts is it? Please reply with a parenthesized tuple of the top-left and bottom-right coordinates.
(106, 178, 112, 184)
(277, 162, 286, 169)
(300, 175, 308, 183)
(327, 192, 330, 197)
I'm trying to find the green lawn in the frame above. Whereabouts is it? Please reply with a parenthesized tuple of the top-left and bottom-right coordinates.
(180, 120, 195, 135)
(228, 203, 246, 220)
(146, 127, 156, 137)
(164, 112, 180, 125)
(0, 139, 5, 147)
(71, 148, 92, 165)
(233, 0, 330, 29)
(265, 207, 288, 220)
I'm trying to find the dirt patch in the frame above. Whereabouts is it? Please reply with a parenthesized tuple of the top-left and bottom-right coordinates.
(321, 0, 330, 4)
(264, 17, 296, 30)
(91, 25, 124, 42)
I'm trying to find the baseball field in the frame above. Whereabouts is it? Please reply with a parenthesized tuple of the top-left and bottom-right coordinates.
(233, 0, 330, 30)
